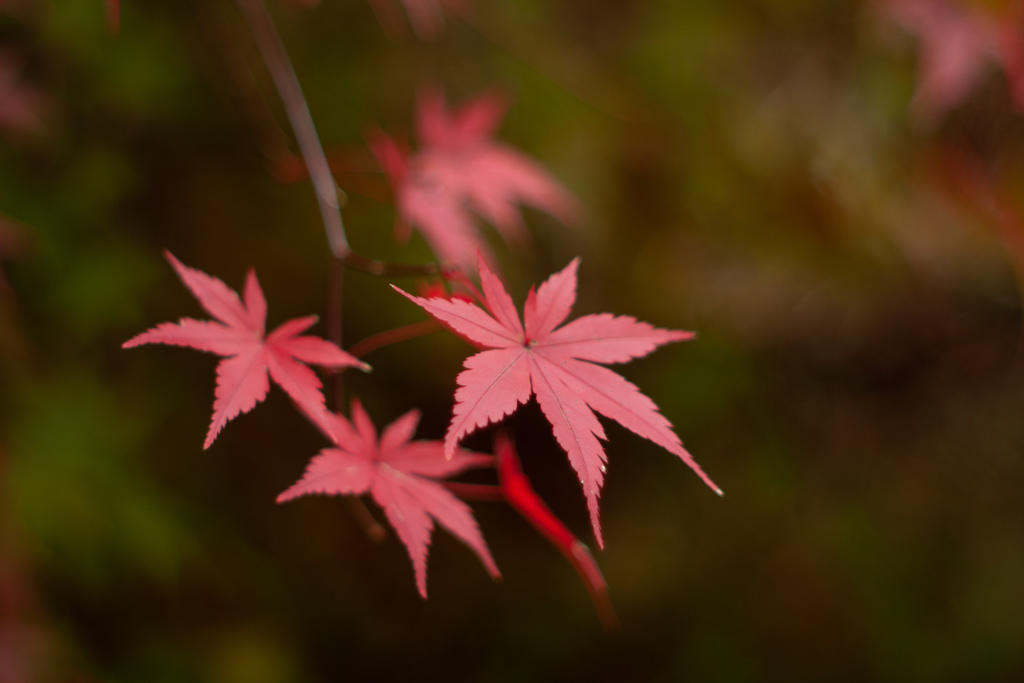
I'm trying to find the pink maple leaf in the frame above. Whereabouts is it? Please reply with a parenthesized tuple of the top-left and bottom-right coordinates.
(395, 253, 721, 547)
(278, 400, 500, 598)
(882, 0, 1024, 119)
(369, 89, 580, 274)
(123, 252, 369, 448)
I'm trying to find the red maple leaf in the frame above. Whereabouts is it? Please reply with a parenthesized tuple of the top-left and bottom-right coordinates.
(395, 253, 721, 547)
(123, 252, 369, 448)
(369, 89, 580, 273)
(278, 400, 500, 598)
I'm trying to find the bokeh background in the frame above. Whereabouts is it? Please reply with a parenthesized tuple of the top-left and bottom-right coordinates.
(2, 0, 1024, 680)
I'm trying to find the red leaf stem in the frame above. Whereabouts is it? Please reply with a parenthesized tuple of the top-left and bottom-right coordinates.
(442, 481, 504, 502)
(348, 320, 441, 359)
(495, 435, 617, 630)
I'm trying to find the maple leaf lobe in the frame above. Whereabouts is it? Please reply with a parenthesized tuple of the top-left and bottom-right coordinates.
(370, 89, 580, 273)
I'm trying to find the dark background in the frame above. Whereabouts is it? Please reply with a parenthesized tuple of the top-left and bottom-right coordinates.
(2, 0, 1024, 680)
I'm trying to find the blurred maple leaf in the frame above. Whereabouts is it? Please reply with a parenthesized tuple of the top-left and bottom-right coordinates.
(370, 89, 580, 273)
(124, 252, 369, 448)
(278, 400, 500, 597)
(396, 253, 720, 547)
(882, 0, 1024, 120)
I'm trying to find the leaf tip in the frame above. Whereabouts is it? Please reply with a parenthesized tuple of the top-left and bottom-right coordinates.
(391, 284, 416, 302)
(416, 573, 429, 599)
(590, 507, 605, 550)
(442, 439, 458, 461)
(203, 424, 221, 450)
(163, 249, 185, 271)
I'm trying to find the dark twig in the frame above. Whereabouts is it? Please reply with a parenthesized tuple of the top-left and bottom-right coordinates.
(234, 0, 441, 411)
(342, 252, 441, 277)
(327, 256, 346, 409)
(234, 0, 447, 276)
(348, 320, 440, 359)
(234, 0, 349, 258)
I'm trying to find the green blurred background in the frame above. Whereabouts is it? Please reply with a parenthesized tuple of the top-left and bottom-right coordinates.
(2, 0, 1024, 680)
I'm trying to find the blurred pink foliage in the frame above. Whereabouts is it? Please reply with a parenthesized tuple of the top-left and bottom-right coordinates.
(882, 0, 1024, 120)
(370, 89, 579, 273)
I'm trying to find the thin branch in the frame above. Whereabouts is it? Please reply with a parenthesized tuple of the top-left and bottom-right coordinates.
(327, 256, 346, 410)
(234, 0, 349, 258)
(442, 482, 504, 502)
(342, 252, 440, 277)
(348, 320, 440, 359)
(234, 0, 447, 277)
